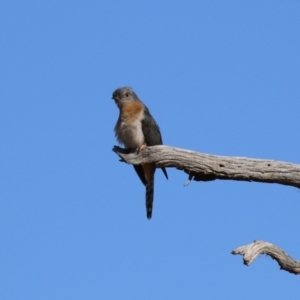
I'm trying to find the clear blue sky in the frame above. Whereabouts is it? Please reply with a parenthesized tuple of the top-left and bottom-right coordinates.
(1, 1, 299, 299)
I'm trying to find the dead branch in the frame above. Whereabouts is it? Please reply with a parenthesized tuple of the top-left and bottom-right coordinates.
(232, 240, 300, 275)
(112, 145, 300, 189)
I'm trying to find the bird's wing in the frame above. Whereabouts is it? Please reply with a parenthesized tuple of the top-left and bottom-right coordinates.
(141, 106, 168, 179)
(133, 165, 147, 186)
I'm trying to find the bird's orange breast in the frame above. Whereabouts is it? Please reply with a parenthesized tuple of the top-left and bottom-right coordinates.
(115, 101, 145, 148)
(120, 101, 144, 123)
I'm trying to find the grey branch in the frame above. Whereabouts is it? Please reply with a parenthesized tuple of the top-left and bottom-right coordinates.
(112, 145, 300, 189)
(113, 145, 300, 274)
(232, 240, 300, 275)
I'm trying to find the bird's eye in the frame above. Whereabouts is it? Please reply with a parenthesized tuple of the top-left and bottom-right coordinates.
(125, 93, 129, 97)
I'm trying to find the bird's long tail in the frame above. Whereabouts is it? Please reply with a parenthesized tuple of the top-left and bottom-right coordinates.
(143, 163, 156, 219)
(146, 176, 154, 219)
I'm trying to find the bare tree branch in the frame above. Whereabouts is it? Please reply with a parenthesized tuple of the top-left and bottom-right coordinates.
(112, 145, 300, 189)
(113, 145, 300, 275)
(232, 240, 300, 275)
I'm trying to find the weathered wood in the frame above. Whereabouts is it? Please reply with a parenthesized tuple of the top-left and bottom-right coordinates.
(232, 240, 300, 275)
(112, 145, 300, 189)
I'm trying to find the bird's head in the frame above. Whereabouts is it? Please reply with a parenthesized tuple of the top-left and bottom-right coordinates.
(112, 87, 139, 108)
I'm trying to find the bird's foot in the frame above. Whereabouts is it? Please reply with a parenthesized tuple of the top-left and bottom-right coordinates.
(136, 144, 147, 154)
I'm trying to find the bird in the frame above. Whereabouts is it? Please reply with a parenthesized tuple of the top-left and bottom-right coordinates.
(112, 87, 168, 219)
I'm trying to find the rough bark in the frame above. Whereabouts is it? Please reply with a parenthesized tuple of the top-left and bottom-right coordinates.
(112, 145, 300, 189)
(232, 240, 300, 275)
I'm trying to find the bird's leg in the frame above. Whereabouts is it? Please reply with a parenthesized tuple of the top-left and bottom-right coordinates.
(136, 143, 147, 154)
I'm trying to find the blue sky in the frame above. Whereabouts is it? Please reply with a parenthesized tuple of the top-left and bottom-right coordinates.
(1, 1, 300, 299)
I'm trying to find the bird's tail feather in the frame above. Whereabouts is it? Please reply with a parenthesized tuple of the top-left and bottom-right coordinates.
(146, 177, 154, 219)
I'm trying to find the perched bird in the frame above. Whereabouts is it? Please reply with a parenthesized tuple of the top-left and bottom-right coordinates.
(112, 87, 168, 219)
